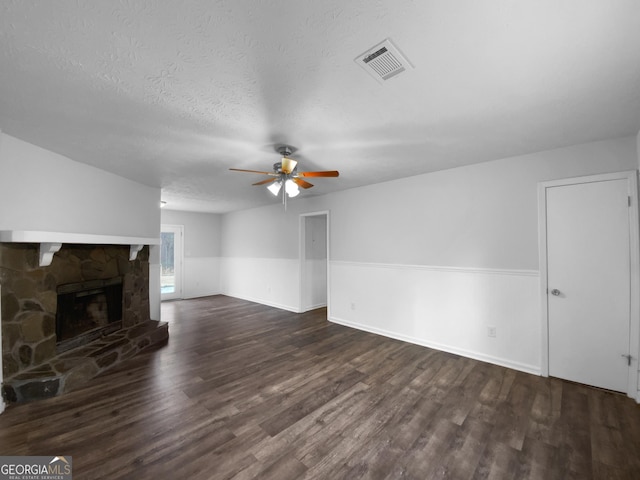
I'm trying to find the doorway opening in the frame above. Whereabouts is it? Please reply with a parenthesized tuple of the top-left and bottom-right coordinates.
(161, 224, 184, 301)
(299, 212, 329, 313)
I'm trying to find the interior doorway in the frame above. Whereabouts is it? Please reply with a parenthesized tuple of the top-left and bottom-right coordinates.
(300, 212, 329, 313)
(539, 171, 639, 397)
(160, 224, 183, 301)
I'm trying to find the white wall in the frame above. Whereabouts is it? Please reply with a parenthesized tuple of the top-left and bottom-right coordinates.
(637, 130, 640, 170)
(161, 210, 222, 299)
(220, 202, 308, 311)
(221, 135, 638, 374)
(0, 134, 159, 237)
(328, 136, 637, 269)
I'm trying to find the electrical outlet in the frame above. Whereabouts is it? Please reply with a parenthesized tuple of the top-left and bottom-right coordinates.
(487, 326, 497, 338)
(350, 302, 356, 311)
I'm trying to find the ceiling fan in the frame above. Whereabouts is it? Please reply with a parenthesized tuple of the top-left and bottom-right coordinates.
(229, 146, 339, 201)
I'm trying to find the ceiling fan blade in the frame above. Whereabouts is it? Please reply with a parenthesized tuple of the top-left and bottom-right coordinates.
(292, 177, 314, 189)
(252, 178, 277, 186)
(229, 168, 274, 175)
(297, 170, 340, 178)
(281, 157, 298, 174)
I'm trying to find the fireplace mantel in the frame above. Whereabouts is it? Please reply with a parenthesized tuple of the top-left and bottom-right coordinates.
(0, 230, 160, 266)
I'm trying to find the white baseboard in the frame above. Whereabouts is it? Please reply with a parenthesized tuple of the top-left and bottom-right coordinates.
(330, 315, 541, 376)
(223, 293, 300, 313)
(182, 290, 222, 300)
(301, 302, 328, 312)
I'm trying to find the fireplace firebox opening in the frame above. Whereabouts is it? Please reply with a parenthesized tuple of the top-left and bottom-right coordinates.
(56, 276, 124, 353)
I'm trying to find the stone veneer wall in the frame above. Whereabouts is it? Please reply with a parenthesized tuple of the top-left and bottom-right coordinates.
(1, 243, 150, 380)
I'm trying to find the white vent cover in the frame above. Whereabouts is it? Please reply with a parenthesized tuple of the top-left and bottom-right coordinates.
(355, 38, 413, 83)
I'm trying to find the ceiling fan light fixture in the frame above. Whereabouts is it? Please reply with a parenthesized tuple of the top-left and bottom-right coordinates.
(229, 144, 339, 206)
(285, 179, 300, 197)
(267, 181, 282, 196)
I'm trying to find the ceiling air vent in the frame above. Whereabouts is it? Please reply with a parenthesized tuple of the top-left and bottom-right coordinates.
(355, 38, 413, 83)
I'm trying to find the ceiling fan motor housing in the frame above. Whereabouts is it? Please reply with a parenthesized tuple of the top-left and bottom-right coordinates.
(273, 162, 297, 175)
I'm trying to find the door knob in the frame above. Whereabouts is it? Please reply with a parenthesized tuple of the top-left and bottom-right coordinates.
(550, 289, 561, 296)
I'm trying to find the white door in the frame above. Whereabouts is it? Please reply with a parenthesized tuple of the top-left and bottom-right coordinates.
(545, 178, 631, 392)
(160, 224, 183, 301)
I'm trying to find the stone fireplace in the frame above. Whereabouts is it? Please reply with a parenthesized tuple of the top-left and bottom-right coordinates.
(1, 240, 168, 403)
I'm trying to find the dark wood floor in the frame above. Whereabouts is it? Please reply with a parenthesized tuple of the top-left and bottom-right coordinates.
(1, 295, 640, 479)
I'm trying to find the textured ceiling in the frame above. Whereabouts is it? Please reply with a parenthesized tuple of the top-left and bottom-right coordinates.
(1, 0, 639, 213)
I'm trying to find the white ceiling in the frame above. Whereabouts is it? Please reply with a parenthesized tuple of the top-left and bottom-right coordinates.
(1, 1, 639, 213)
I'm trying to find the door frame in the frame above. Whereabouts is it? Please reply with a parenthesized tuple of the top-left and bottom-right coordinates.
(160, 224, 184, 301)
(299, 211, 330, 314)
(538, 170, 640, 399)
